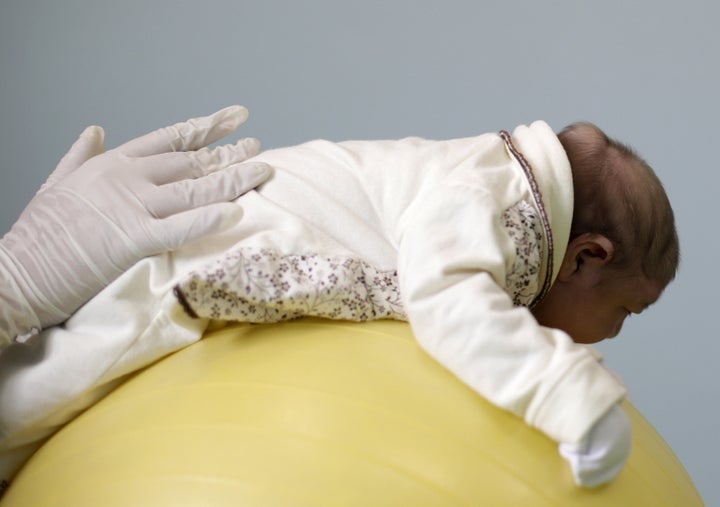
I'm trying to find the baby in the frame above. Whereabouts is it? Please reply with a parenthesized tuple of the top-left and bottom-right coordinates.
(0, 120, 678, 488)
(171, 121, 677, 487)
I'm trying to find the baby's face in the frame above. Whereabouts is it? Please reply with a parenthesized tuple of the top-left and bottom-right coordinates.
(532, 270, 663, 344)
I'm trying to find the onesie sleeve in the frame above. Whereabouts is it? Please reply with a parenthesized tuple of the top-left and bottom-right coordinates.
(397, 180, 627, 445)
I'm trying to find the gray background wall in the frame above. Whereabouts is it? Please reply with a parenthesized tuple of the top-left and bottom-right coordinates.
(0, 1, 716, 503)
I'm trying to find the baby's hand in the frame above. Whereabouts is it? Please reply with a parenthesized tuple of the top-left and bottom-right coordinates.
(558, 404, 632, 487)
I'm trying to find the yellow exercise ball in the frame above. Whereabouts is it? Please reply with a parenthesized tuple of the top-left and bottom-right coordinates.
(3, 320, 703, 506)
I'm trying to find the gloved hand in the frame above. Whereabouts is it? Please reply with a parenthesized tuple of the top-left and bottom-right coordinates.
(0, 105, 271, 348)
(559, 403, 632, 487)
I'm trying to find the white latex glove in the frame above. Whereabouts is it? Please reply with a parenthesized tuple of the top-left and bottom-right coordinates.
(559, 403, 632, 487)
(0, 105, 271, 348)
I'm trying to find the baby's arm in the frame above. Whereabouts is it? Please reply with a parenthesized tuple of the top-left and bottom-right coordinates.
(397, 179, 628, 483)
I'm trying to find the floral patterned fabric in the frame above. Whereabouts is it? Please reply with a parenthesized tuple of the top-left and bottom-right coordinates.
(502, 199, 544, 307)
(174, 199, 543, 322)
(175, 249, 407, 323)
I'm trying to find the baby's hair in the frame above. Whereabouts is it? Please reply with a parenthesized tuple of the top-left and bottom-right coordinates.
(558, 122, 679, 287)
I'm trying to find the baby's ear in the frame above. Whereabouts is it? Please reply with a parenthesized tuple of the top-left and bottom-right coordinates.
(578, 234, 614, 265)
(557, 233, 615, 280)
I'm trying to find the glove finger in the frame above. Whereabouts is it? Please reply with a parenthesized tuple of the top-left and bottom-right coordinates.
(190, 137, 262, 174)
(143, 162, 271, 217)
(146, 138, 262, 184)
(114, 105, 249, 158)
(145, 203, 245, 250)
(40, 126, 106, 194)
(136, 137, 264, 185)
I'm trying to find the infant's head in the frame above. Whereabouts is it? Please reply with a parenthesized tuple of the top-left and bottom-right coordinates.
(531, 122, 679, 344)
